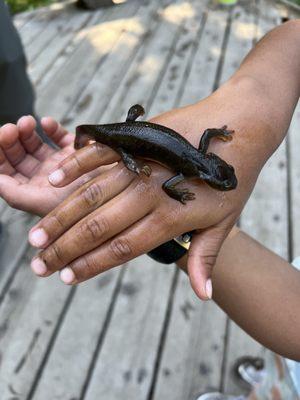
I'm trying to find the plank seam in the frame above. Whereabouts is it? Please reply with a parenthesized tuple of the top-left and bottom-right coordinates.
(29, 12, 95, 68)
(79, 267, 126, 400)
(212, 7, 233, 91)
(93, 0, 174, 124)
(146, 267, 179, 400)
(32, 12, 95, 87)
(219, 317, 231, 392)
(58, 3, 144, 124)
(26, 286, 77, 400)
(144, 2, 205, 115)
(0, 241, 31, 307)
(286, 133, 294, 262)
(174, 9, 208, 108)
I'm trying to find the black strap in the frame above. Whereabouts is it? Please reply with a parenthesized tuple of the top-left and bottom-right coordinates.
(147, 239, 188, 264)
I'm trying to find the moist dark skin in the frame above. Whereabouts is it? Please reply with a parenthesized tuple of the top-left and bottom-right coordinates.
(75, 104, 238, 204)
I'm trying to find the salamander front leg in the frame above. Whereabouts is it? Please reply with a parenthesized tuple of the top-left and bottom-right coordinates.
(118, 147, 151, 177)
(163, 174, 195, 204)
(198, 126, 234, 154)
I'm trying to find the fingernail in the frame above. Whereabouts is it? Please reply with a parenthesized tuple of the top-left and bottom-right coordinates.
(205, 279, 213, 300)
(48, 169, 65, 185)
(60, 267, 76, 284)
(31, 258, 47, 276)
(29, 228, 48, 247)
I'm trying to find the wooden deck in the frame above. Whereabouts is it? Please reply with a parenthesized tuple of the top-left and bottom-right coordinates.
(0, 0, 299, 398)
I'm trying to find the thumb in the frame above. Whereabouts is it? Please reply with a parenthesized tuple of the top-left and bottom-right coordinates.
(187, 225, 228, 301)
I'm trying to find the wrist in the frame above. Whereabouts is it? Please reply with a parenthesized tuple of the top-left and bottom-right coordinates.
(191, 76, 284, 188)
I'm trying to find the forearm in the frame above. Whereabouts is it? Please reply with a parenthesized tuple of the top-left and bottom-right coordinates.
(177, 230, 300, 360)
(234, 19, 300, 138)
(198, 21, 300, 197)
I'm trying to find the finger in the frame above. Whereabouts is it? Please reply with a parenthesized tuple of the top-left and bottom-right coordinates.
(0, 147, 16, 176)
(0, 122, 42, 178)
(30, 180, 155, 276)
(48, 143, 120, 187)
(0, 123, 26, 167)
(17, 115, 44, 155)
(187, 226, 228, 301)
(29, 164, 134, 248)
(41, 117, 74, 149)
(59, 212, 175, 284)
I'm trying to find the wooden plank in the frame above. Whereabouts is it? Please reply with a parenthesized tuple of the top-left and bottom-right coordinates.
(28, 11, 93, 85)
(18, 15, 48, 48)
(35, 9, 105, 90)
(219, 2, 257, 85)
(27, 2, 204, 398)
(81, 2, 213, 398)
(62, 0, 167, 129)
(147, 2, 208, 118)
(0, 264, 72, 399)
(25, 7, 89, 64)
(289, 101, 300, 258)
(0, 4, 123, 396)
(222, 1, 285, 395)
(0, 199, 8, 217)
(98, 0, 200, 124)
(0, 209, 36, 296)
(286, 0, 300, 260)
(18, 3, 78, 48)
(153, 274, 227, 399)
(0, 0, 175, 396)
(152, 8, 231, 399)
(178, 7, 229, 106)
(36, 1, 140, 120)
(13, 12, 36, 30)
(84, 259, 175, 400)
(29, 270, 119, 400)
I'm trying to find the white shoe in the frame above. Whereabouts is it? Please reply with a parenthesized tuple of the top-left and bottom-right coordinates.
(195, 393, 245, 400)
(234, 356, 265, 386)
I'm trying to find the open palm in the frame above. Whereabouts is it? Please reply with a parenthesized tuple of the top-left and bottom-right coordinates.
(0, 116, 93, 216)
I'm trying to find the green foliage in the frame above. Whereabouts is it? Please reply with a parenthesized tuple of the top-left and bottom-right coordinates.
(5, 0, 55, 14)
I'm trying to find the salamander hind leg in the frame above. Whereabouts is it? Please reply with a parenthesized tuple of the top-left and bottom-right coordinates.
(118, 147, 151, 177)
(198, 126, 234, 154)
(162, 174, 195, 204)
(126, 104, 145, 122)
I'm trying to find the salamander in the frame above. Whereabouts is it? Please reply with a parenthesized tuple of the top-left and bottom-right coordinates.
(75, 104, 237, 203)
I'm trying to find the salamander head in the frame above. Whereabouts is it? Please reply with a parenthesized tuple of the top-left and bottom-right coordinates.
(198, 153, 237, 191)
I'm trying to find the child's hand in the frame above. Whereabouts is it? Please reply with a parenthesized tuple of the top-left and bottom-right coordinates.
(0, 116, 101, 216)
(28, 87, 268, 301)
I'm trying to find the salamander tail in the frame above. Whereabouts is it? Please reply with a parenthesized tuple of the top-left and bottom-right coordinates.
(75, 125, 95, 149)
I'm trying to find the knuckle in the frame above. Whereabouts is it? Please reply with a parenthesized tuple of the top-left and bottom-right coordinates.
(82, 182, 104, 208)
(76, 255, 100, 276)
(72, 153, 84, 172)
(45, 242, 65, 266)
(200, 254, 216, 270)
(80, 217, 109, 242)
(110, 237, 133, 261)
(49, 213, 66, 230)
(93, 142, 105, 158)
(154, 208, 179, 231)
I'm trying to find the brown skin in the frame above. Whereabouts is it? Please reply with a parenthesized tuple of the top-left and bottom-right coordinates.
(178, 228, 300, 361)
(0, 116, 103, 216)
(1, 120, 299, 359)
(28, 20, 300, 300)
